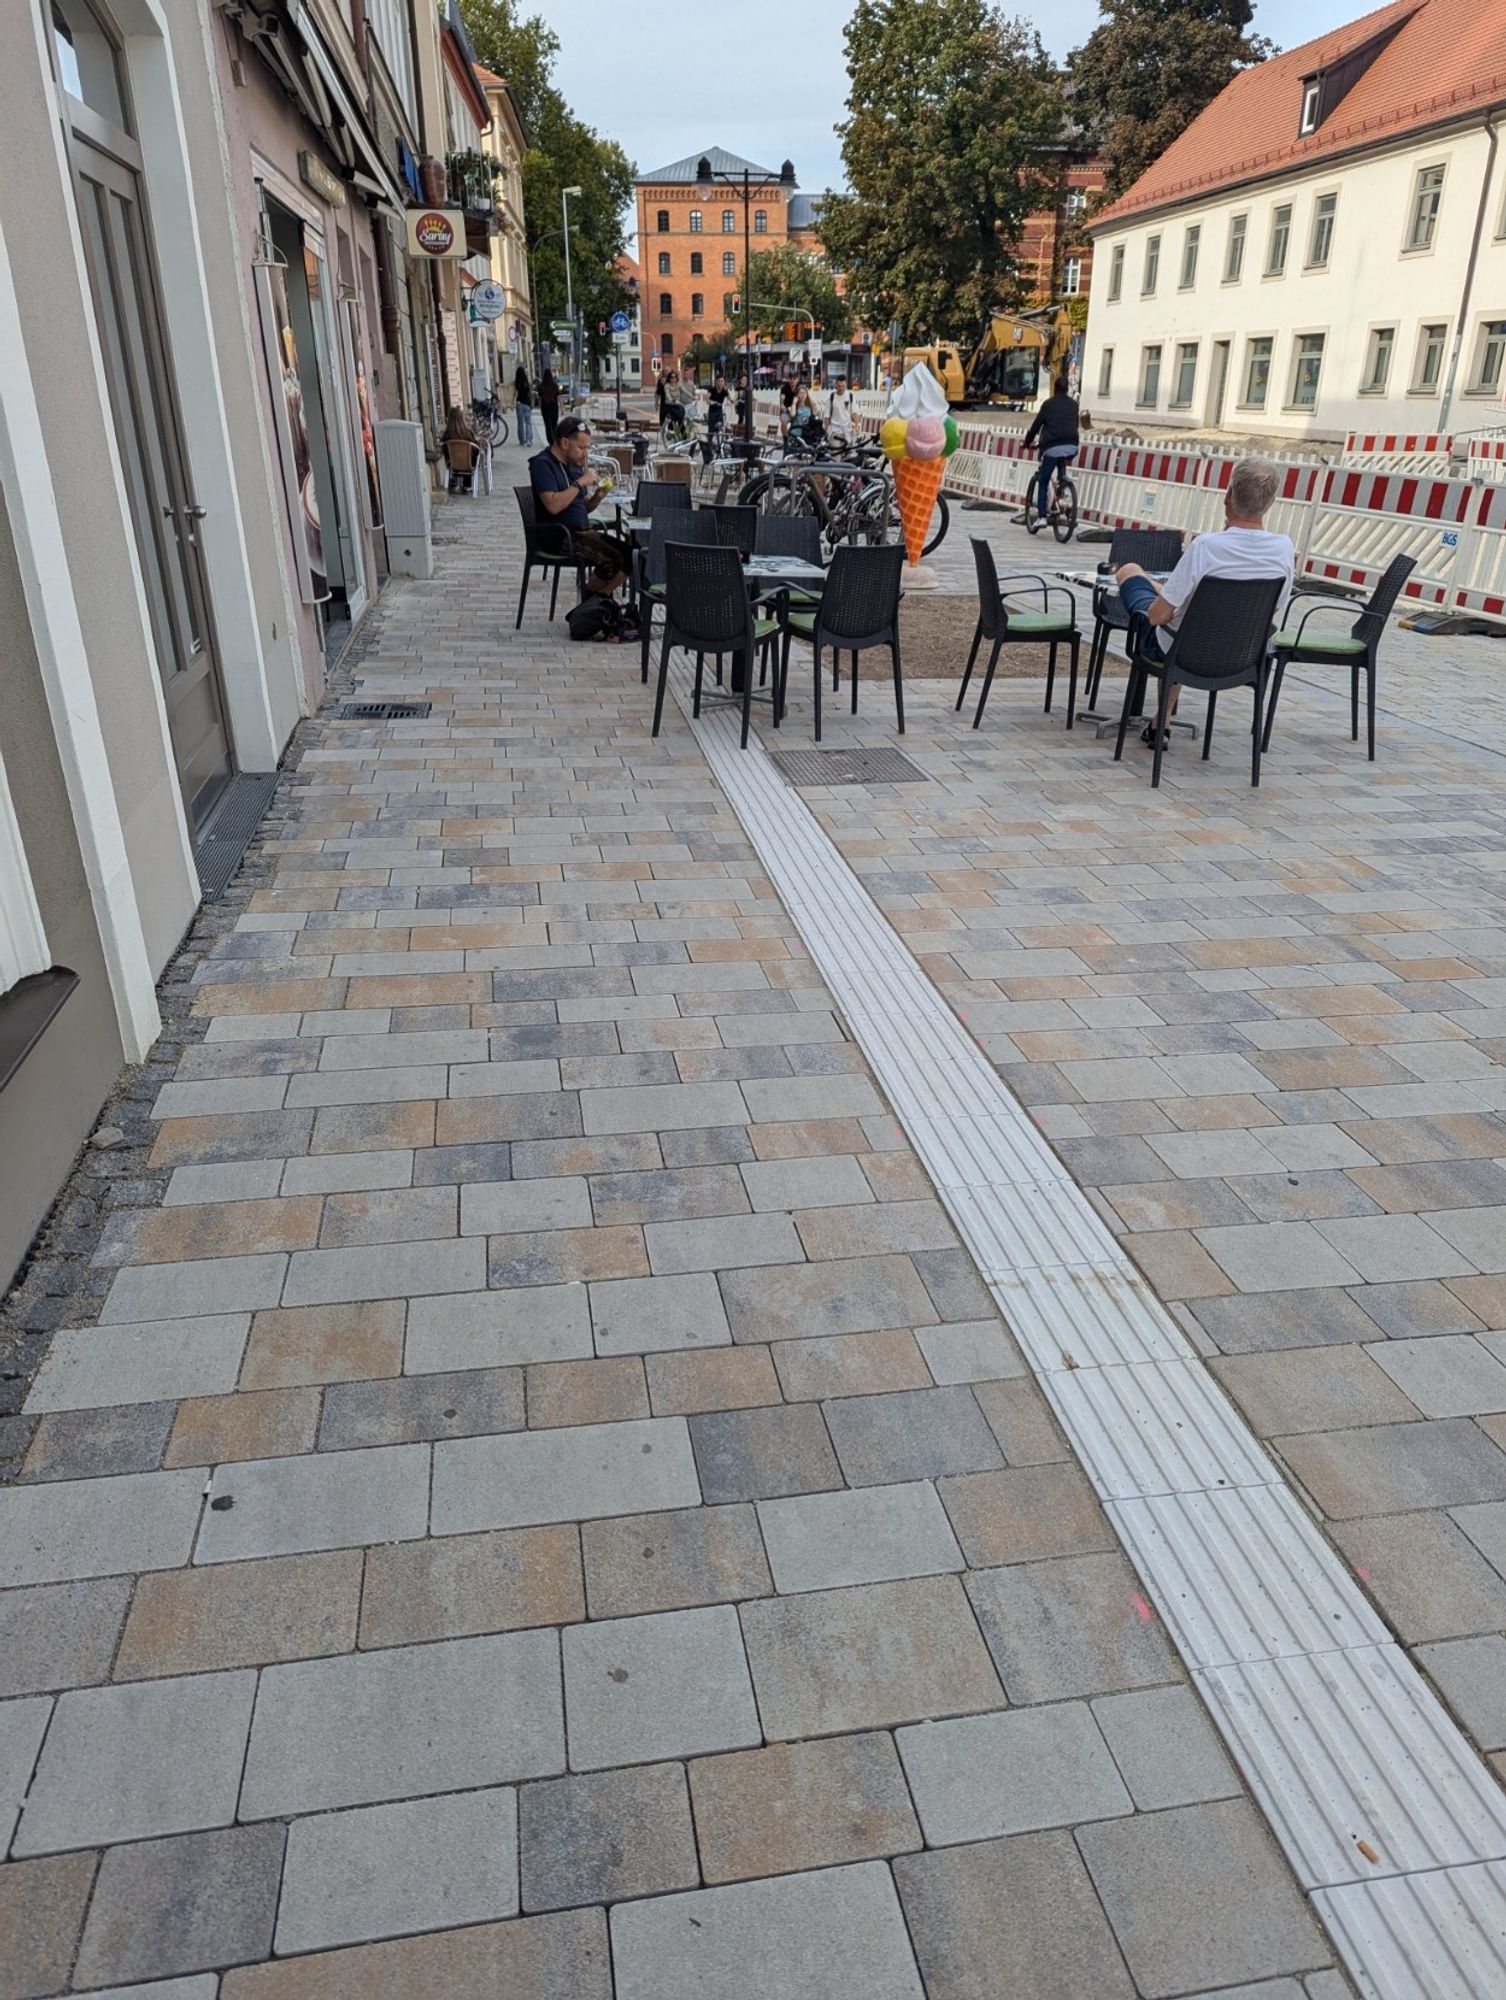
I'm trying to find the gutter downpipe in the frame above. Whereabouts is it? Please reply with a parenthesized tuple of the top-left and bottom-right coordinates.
(1439, 108, 1498, 432)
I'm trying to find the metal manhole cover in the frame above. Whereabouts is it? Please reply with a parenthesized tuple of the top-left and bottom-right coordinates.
(193, 772, 279, 900)
(769, 747, 927, 787)
(337, 701, 433, 720)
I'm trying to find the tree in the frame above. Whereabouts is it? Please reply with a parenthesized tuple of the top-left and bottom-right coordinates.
(1070, 2, 1274, 203)
(818, 0, 1062, 342)
(719, 246, 853, 345)
(460, 1, 635, 364)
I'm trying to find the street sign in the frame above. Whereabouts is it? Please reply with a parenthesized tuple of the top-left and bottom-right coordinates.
(807, 338, 823, 368)
(551, 321, 576, 341)
(610, 310, 630, 334)
(612, 329, 630, 347)
(469, 280, 506, 323)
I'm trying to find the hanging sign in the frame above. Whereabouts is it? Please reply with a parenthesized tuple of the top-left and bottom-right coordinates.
(470, 280, 506, 322)
(298, 152, 346, 207)
(405, 208, 464, 259)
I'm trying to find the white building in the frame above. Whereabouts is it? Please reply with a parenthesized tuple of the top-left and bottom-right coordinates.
(1083, 0, 1506, 443)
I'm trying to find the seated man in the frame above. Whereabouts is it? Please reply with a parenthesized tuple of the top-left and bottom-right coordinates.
(529, 417, 630, 597)
(1115, 456, 1294, 741)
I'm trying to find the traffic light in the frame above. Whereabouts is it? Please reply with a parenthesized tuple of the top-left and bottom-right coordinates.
(732, 293, 742, 317)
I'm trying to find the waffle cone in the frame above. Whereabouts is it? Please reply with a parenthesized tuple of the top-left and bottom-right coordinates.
(893, 455, 946, 565)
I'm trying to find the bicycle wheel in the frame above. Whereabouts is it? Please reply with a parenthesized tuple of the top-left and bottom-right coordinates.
(924, 492, 950, 557)
(759, 471, 821, 521)
(1023, 487, 1043, 536)
(1051, 477, 1078, 544)
(471, 407, 499, 448)
(493, 412, 510, 446)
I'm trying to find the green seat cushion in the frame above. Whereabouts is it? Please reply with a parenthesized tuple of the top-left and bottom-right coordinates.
(786, 610, 819, 635)
(753, 618, 782, 641)
(1271, 629, 1367, 656)
(1002, 610, 1076, 636)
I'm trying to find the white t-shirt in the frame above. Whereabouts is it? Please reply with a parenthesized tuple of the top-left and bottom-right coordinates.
(828, 390, 854, 439)
(1160, 526, 1295, 632)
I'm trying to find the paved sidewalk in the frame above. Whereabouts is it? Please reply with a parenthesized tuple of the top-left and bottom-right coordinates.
(0, 457, 1372, 1997)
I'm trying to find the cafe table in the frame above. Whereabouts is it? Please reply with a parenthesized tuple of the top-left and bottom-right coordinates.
(1054, 566, 1194, 737)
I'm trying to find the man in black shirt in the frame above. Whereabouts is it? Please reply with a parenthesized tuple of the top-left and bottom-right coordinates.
(530, 418, 630, 596)
(1024, 376, 1082, 522)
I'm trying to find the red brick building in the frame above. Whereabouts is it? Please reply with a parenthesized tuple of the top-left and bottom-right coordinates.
(1016, 153, 1107, 306)
(634, 148, 795, 365)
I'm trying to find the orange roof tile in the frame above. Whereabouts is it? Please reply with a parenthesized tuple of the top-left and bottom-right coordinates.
(1093, 0, 1506, 228)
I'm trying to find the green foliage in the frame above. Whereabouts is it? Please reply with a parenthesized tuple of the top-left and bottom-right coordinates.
(1069, 1, 1275, 202)
(459, 0, 635, 353)
(718, 245, 853, 344)
(818, 0, 1062, 342)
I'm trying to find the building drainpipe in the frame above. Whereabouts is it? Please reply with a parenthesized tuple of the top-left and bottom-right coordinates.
(1439, 109, 1498, 432)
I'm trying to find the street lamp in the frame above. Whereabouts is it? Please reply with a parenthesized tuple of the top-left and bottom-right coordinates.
(561, 184, 583, 399)
(695, 154, 797, 442)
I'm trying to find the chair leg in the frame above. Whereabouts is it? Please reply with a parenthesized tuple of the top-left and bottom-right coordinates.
(1151, 675, 1175, 788)
(972, 639, 1004, 729)
(1366, 658, 1376, 761)
(516, 563, 531, 630)
(1085, 622, 1107, 709)
(1043, 641, 1056, 714)
(891, 639, 904, 735)
(1114, 661, 1144, 762)
(740, 650, 753, 750)
(651, 633, 673, 737)
(1252, 669, 1265, 788)
(851, 648, 860, 715)
(1203, 690, 1217, 760)
(692, 649, 705, 719)
(1065, 634, 1080, 729)
(957, 621, 983, 711)
(833, 649, 841, 694)
(1350, 662, 1359, 741)
(640, 606, 653, 686)
(813, 644, 823, 743)
(1261, 657, 1286, 750)
(548, 566, 561, 618)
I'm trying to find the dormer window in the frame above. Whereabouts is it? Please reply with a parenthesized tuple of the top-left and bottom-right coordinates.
(1300, 79, 1321, 135)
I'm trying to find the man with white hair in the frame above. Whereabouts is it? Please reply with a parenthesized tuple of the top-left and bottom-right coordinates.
(1115, 458, 1294, 742)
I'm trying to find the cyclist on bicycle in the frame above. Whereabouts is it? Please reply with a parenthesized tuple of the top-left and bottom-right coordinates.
(1024, 375, 1082, 522)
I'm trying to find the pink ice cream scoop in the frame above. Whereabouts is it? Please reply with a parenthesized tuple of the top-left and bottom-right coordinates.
(906, 414, 946, 460)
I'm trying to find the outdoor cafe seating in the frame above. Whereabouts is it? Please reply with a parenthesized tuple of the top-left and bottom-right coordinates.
(958, 537, 1083, 731)
(1114, 574, 1285, 788)
(651, 542, 784, 749)
(1261, 553, 1416, 761)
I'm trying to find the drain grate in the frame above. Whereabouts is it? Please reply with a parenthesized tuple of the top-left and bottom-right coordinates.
(337, 701, 433, 721)
(193, 773, 279, 900)
(769, 747, 927, 787)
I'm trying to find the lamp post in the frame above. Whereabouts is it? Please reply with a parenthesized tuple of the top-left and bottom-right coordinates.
(561, 184, 583, 399)
(696, 154, 797, 443)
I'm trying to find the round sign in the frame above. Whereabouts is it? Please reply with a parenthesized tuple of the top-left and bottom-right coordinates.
(414, 210, 456, 255)
(471, 280, 506, 323)
(610, 310, 630, 334)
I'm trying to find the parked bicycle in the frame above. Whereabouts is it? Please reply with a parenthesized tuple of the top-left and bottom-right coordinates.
(1024, 456, 1078, 543)
(470, 393, 510, 448)
(738, 440, 950, 561)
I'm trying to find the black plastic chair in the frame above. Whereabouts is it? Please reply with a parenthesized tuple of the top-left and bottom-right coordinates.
(1114, 575, 1285, 788)
(1084, 528, 1186, 708)
(635, 481, 693, 517)
(636, 512, 720, 684)
(710, 505, 759, 557)
(1261, 554, 1415, 760)
(513, 485, 585, 629)
(781, 542, 905, 741)
(957, 537, 1082, 730)
(652, 543, 777, 749)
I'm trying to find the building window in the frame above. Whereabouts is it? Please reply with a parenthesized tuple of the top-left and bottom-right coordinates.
(658, 292, 672, 316)
(1412, 321, 1448, 393)
(656, 209, 669, 232)
(1098, 347, 1114, 397)
(1063, 255, 1082, 296)
(1066, 187, 1087, 219)
(688, 210, 703, 233)
(754, 209, 768, 233)
(1224, 215, 1247, 283)
(1407, 166, 1445, 251)
(1142, 234, 1160, 295)
(1242, 336, 1273, 407)
(1288, 332, 1325, 409)
(690, 293, 704, 317)
(1470, 321, 1506, 394)
(657, 252, 671, 276)
(1360, 326, 1395, 395)
(661, 334, 673, 355)
(1107, 243, 1124, 302)
(1138, 344, 1162, 406)
(1179, 225, 1200, 289)
(1300, 79, 1321, 134)
(1170, 342, 1199, 407)
(690, 252, 702, 275)
(1308, 193, 1337, 269)
(721, 209, 736, 233)
(722, 251, 736, 276)
(1266, 204, 1291, 276)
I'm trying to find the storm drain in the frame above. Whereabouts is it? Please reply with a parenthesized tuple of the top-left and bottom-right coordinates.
(337, 701, 433, 721)
(193, 773, 279, 900)
(769, 747, 926, 787)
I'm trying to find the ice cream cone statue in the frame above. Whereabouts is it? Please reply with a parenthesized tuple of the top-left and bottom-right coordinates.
(880, 362, 959, 567)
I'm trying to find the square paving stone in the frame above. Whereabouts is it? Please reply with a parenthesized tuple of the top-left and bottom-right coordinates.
(1454, 1498, 1506, 1581)
(0, 1850, 96, 2000)
(720, 1255, 938, 1343)
(74, 1823, 283, 1988)
(360, 1524, 584, 1646)
(1311, 1214, 1473, 1284)
(1350, 1279, 1484, 1338)
(239, 1631, 563, 1818)
(527, 1356, 649, 1427)
(562, 1603, 760, 1770)
(1370, 1335, 1506, 1416)
(194, 1441, 430, 1562)
(896, 1703, 1131, 1845)
(164, 1386, 320, 1468)
(894, 1830, 1136, 2000)
(406, 1284, 593, 1371)
(645, 1344, 782, 1415)
(1195, 1222, 1361, 1293)
(914, 1319, 1026, 1385)
(644, 1212, 804, 1275)
(276, 1787, 517, 1953)
(0, 1467, 202, 1587)
(1208, 1347, 1420, 1437)
(589, 1272, 731, 1356)
(460, 1175, 591, 1237)
(0, 1577, 128, 1697)
(611, 1862, 923, 2000)
(318, 1366, 524, 1448)
(430, 1416, 700, 1533)
(741, 1576, 1003, 1738)
(1090, 1685, 1242, 1808)
(116, 1549, 361, 1679)
(971, 1378, 1071, 1464)
(1415, 1635, 1506, 1750)
(1275, 1419, 1506, 1518)
(658, 1124, 756, 1167)
(690, 1404, 841, 1502)
(1330, 1511, 1506, 1641)
(239, 1300, 404, 1388)
(1425, 1204, 1506, 1273)
(741, 1154, 874, 1212)
(1186, 1287, 1381, 1356)
(823, 1386, 1004, 1487)
(938, 1464, 1114, 1567)
(520, 1762, 698, 1911)
(1077, 1800, 1331, 1997)
(965, 1553, 1180, 1703)
(217, 1907, 610, 2000)
(772, 1328, 931, 1400)
(582, 1504, 771, 1618)
(16, 1668, 256, 1854)
(589, 1164, 750, 1225)
(757, 1481, 962, 1591)
(282, 1237, 484, 1308)
(690, 1732, 920, 1883)
(20, 1402, 174, 1483)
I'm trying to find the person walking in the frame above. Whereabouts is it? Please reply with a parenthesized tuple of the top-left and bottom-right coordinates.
(827, 374, 854, 449)
(708, 372, 730, 440)
(514, 363, 534, 446)
(538, 367, 561, 445)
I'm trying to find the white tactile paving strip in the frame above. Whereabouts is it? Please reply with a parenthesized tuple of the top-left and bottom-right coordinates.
(673, 667, 1506, 2000)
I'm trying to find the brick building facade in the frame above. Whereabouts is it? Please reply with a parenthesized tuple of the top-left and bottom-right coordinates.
(634, 148, 794, 365)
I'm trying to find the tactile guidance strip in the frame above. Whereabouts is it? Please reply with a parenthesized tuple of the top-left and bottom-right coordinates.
(673, 666, 1506, 2000)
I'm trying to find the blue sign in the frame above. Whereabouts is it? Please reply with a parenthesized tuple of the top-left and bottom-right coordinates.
(610, 310, 630, 334)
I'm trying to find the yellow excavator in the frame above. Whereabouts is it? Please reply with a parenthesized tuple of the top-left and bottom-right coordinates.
(902, 307, 1073, 410)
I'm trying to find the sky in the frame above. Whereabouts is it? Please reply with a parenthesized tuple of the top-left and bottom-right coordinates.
(546, 0, 1371, 252)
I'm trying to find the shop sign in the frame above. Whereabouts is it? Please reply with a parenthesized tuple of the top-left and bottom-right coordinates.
(405, 208, 464, 259)
(298, 151, 346, 208)
(470, 280, 506, 323)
